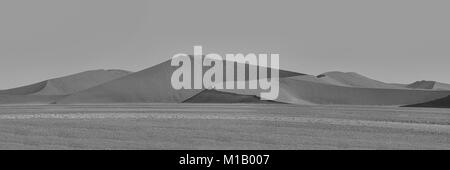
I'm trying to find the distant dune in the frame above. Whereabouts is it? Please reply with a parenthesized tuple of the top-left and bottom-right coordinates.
(404, 95, 450, 108)
(0, 69, 130, 104)
(406, 81, 450, 91)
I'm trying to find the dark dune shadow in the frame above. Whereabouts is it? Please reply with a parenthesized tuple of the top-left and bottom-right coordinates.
(403, 95, 450, 108)
(183, 89, 284, 104)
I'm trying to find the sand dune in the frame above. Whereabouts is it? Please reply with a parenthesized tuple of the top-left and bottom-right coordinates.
(2, 57, 450, 108)
(57, 57, 303, 104)
(407, 81, 450, 91)
(0, 70, 130, 104)
(54, 58, 450, 107)
(56, 60, 204, 104)
(404, 95, 450, 108)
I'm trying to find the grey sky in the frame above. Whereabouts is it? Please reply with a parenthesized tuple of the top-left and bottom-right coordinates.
(1, 0, 449, 89)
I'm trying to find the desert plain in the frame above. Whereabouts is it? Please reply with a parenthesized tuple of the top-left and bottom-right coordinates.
(0, 103, 448, 150)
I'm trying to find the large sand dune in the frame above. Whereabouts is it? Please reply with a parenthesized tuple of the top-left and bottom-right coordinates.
(57, 60, 204, 104)
(57, 57, 303, 104)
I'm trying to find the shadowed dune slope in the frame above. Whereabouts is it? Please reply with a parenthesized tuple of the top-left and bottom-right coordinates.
(0, 70, 131, 96)
(57, 57, 304, 104)
(403, 95, 450, 108)
(183, 89, 282, 104)
(407, 81, 450, 91)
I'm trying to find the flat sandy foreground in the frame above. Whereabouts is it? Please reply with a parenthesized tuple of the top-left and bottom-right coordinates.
(0, 103, 449, 150)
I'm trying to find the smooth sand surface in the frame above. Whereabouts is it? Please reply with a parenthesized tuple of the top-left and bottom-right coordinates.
(0, 104, 448, 149)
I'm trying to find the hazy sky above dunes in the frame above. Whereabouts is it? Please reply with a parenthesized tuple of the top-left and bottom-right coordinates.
(1, 0, 450, 89)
